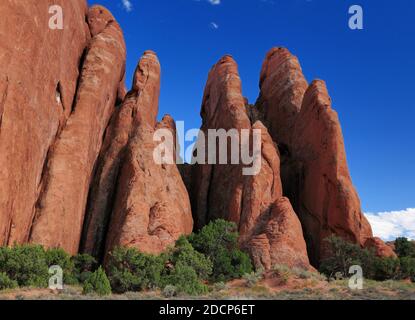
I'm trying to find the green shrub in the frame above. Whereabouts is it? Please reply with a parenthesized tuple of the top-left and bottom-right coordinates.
(243, 270, 263, 288)
(45, 248, 77, 285)
(272, 264, 291, 284)
(399, 257, 415, 281)
(213, 281, 227, 291)
(83, 267, 111, 296)
(0, 272, 18, 290)
(320, 236, 405, 281)
(71, 253, 97, 283)
(320, 236, 377, 279)
(162, 285, 177, 298)
(373, 257, 400, 281)
(158, 237, 213, 296)
(395, 238, 415, 258)
(0, 245, 48, 287)
(189, 219, 253, 281)
(106, 247, 164, 293)
(167, 236, 212, 280)
(161, 262, 208, 296)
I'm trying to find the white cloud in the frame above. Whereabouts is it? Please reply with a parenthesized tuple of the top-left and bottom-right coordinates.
(365, 208, 415, 241)
(210, 22, 219, 29)
(192, 0, 221, 6)
(121, 0, 133, 12)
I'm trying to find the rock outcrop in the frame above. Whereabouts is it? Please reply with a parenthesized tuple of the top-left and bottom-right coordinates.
(365, 237, 398, 259)
(104, 117, 193, 256)
(81, 50, 162, 258)
(187, 55, 310, 270)
(189, 55, 251, 230)
(245, 197, 311, 270)
(0, 0, 387, 271)
(256, 48, 376, 265)
(256, 47, 308, 147)
(0, 0, 90, 246)
(81, 50, 193, 258)
(29, 6, 126, 254)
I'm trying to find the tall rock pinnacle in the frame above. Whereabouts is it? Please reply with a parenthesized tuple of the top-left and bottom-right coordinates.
(187, 55, 311, 270)
(81, 50, 193, 258)
(290, 80, 373, 263)
(256, 47, 308, 147)
(29, 6, 127, 254)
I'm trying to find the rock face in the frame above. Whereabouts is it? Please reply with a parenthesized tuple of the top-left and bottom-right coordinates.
(256, 48, 308, 147)
(81, 50, 193, 257)
(29, 6, 126, 254)
(0, 0, 90, 246)
(256, 48, 375, 265)
(189, 55, 251, 230)
(0, 0, 385, 271)
(289, 80, 373, 264)
(104, 118, 193, 256)
(364, 237, 398, 259)
(245, 197, 311, 270)
(188, 56, 310, 270)
(81, 50, 162, 258)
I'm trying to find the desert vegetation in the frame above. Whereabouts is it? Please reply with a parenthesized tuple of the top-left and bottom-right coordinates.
(320, 236, 415, 282)
(0, 220, 252, 297)
(0, 223, 414, 300)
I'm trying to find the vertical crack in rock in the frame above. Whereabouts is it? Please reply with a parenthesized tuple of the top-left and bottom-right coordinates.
(0, 76, 9, 133)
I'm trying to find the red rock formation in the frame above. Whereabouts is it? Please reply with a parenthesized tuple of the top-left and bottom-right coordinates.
(78, 50, 194, 257)
(155, 114, 181, 163)
(81, 51, 166, 258)
(256, 47, 308, 147)
(0, 0, 90, 246)
(190, 55, 251, 230)
(239, 121, 282, 238)
(256, 48, 379, 265)
(364, 237, 398, 258)
(245, 197, 311, 270)
(104, 120, 193, 256)
(290, 80, 373, 264)
(0, 0, 386, 273)
(29, 6, 126, 254)
(188, 56, 310, 270)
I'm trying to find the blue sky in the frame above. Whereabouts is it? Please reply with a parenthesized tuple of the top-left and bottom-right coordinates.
(88, 0, 415, 239)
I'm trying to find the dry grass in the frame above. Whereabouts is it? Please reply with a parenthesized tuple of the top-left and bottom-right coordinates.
(1, 266, 414, 300)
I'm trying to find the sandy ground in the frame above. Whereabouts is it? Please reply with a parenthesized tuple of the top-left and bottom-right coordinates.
(1, 272, 415, 300)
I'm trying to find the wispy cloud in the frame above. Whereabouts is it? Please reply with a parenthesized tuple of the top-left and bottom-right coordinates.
(193, 0, 221, 5)
(210, 22, 219, 30)
(365, 208, 415, 241)
(121, 0, 133, 12)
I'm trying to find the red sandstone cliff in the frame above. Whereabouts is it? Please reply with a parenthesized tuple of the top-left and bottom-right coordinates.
(0, 0, 90, 247)
(255, 48, 383, 265)
(83, 50, 193, 258)
(29, 6, 127, 255)
(0, 1, 390, 267)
